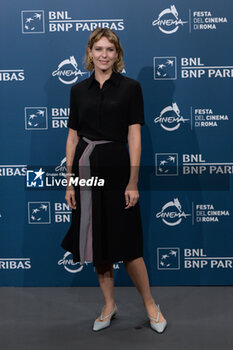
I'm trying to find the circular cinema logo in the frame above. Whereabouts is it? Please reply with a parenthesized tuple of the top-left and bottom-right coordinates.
(154, 103, 189, 131)
(152, 5, 188, 34)
(58, 251, 85, 273)
(52, 56, 88, 84)
(156, 198, 191, 226)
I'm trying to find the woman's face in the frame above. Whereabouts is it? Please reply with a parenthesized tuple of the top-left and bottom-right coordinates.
(89, 36, 118, 72)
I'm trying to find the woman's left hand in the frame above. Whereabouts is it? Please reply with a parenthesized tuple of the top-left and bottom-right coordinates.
(124, 183, 139, 209)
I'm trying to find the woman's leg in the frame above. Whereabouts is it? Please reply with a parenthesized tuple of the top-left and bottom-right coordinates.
(123, 257, 165, 323)
(95, 260, 115, 321)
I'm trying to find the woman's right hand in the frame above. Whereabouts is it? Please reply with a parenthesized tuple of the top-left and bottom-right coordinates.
(65, 186, 77, 210)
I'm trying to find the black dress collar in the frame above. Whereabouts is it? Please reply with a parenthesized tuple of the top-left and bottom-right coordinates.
(87, 70, 122, 89)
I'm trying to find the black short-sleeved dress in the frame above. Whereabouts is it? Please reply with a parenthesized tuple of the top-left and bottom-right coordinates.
(61, 70, 145, 267)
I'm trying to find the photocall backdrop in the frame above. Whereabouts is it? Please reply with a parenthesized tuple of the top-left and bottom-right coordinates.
(0, 0, 233, 286)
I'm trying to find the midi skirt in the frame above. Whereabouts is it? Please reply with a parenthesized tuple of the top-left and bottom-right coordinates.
(61, 136, 144, 267)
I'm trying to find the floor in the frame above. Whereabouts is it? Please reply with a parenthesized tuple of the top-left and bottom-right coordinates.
(0, 286, 232, 350)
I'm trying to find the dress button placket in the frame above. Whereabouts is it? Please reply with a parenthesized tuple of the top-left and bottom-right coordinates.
(98, 87, 104, 128)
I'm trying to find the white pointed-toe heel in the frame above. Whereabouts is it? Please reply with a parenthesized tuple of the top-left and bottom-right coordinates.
(147, 304, 167, 334)
(92, 304, 118, 331)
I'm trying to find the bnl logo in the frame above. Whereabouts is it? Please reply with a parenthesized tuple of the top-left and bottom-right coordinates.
(153, 57, 177, 80)
(25, 107, 48, 130)
(157, 248, 180, 270)
(28, 202, 51, 224)
(26, 168, 45, 187)
(155, 153, 178, 176)
(21, 10, 45, 33)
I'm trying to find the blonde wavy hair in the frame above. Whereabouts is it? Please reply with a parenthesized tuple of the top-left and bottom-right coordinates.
(84, 28, 124, 72)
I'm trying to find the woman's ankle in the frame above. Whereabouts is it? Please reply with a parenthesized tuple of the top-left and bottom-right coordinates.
(144, 296, 156, 307)
(104, 300, 115, 308)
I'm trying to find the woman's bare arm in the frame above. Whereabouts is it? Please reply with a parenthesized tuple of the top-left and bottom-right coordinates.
(65, 129, 79, 209)
(125, 124, 141, 209)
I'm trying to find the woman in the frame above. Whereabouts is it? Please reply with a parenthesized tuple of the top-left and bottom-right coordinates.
(61, 28, 167, 333)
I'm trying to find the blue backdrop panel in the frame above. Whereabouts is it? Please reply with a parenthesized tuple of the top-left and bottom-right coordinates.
(0, 0, 232, 286)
